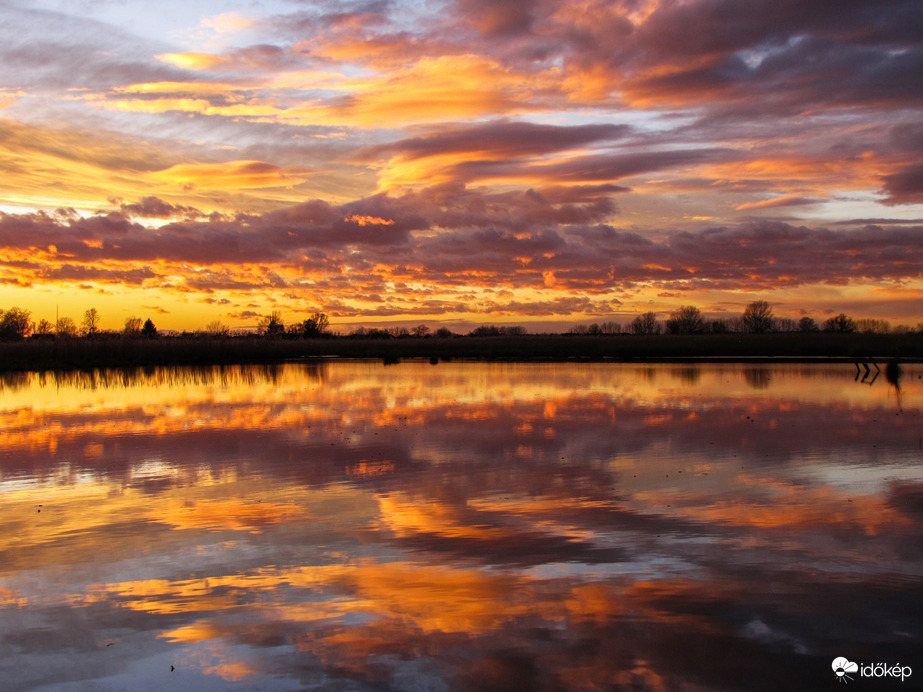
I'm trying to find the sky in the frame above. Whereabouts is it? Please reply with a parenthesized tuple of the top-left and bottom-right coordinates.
(1, 0, 922, 332)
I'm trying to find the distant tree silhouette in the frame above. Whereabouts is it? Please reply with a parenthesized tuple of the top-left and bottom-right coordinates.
(434, 327, 455, 338)
(741, 300, 774, 333)
(124, 316, 143, 337)
(708, 318, 731, 334)
(300, 312, 330, 337)
(411, 324, 430, 337)
(81, 308, 101, 337)
(260, 310, 285, 338)
(141, 318, 158, 338)
(798, 316, 819, 332)
(630, 311, 661, 335)
(0, 307, 32, 340)
(469, 325, 526, 336)
(205, 320, 230, 337)
(56, 316, 78, 337)
(666, 305, 705, 335)
(856, 318, 891, 334)
(34, 319, 55, 336)
(823, 313, 857, 333)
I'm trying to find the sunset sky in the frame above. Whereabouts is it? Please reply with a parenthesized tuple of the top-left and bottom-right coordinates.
(1, 0, 921, 332)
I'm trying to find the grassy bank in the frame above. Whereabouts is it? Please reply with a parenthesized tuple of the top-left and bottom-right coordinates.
(0, 332, 921, 372)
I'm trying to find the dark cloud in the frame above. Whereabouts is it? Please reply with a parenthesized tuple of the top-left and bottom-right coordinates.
(445, 147, 736, 186)
(118, 196, 204, 220)
(2, 188, 922, 296)
(881, 163, 923, 205)
(454, 0, 537, 38)
(360, 120, 630, 161)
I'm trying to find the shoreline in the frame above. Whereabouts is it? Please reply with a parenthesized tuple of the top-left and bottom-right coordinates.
(1, 333, 921, 373)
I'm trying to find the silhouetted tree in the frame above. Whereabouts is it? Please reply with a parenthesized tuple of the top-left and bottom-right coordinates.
(205, 320, 230, 337)
(434, 327, 455, 338)
(741, 300, 774, 333)
(141, 318, 158, 338)
(34, 319, 55, 336)
(260, 310, 285, 338)
(81, 308, 101, 337)
(411, 324, 430, 337)
(708, 318, 731, 334)
(0, 307, 31, 340)
(124, 316, 142, 337)
(666, 305, 705, 335)
(823, 313, 857, 333)
(301, 312, 330, 337)
(630, 311, 661, 335)
(56, 316, 78, 337)
(856, 318, 891, 334)
(798, 316, 819, 332)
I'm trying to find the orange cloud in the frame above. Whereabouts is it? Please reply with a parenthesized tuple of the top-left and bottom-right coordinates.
(151, 160, 310, 191)
(279, 55, 558, 128)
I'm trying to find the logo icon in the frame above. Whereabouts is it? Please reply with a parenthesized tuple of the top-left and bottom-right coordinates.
(833, 657, 859, 683)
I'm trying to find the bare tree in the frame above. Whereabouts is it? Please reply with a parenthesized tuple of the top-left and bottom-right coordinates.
(798, 316, 819, 332)
(666, 305, 705, 335)
(56, 316, 78, 338)
(856, 318, 891, 334)
(630, 311, 661, 335)
(823, 313, 857, 333)
(124, 316, 143, 337)
(260, 310, 285, 338)
(411, 324, 430, 337)
(205, 320, 230, 337)
(81, 308, 101, 337)
(301, 312, 330, 337)
(0, 307, 32, 340)
(708, 318, 731, 334)
(741, 300, 774, 333)
(35, 319, 55, 336)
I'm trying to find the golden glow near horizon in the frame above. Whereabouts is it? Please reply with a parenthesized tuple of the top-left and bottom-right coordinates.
(1, 1, 922, 331)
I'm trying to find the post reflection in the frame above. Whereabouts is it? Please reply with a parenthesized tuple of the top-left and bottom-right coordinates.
(0, 362, 920, 691)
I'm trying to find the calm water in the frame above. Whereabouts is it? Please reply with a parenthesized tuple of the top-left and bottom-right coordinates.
(0, 362, 920, 691)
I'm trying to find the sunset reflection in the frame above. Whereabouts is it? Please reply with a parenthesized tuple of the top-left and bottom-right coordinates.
(1, 362, 921, 691)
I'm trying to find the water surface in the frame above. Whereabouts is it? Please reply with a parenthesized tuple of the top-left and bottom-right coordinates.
(1, 362, 920, 691)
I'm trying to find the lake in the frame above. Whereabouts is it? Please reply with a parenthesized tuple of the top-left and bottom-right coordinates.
(1, 361, 920, 691)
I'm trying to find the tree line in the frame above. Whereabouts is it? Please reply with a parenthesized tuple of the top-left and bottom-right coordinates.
(0, 307, 159, 341)
(0, 301, 918, 342)
(574, 302, 918, 337)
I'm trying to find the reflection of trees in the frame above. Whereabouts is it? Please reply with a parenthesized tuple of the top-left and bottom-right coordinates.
(0, 363, 328, 392)
(671, 366, 701, 385)
(0, 371, 31, 391)
(743, 367, 772, 390)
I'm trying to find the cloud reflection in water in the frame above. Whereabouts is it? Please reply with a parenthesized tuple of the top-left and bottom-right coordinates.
(0, 362, 920, 691)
